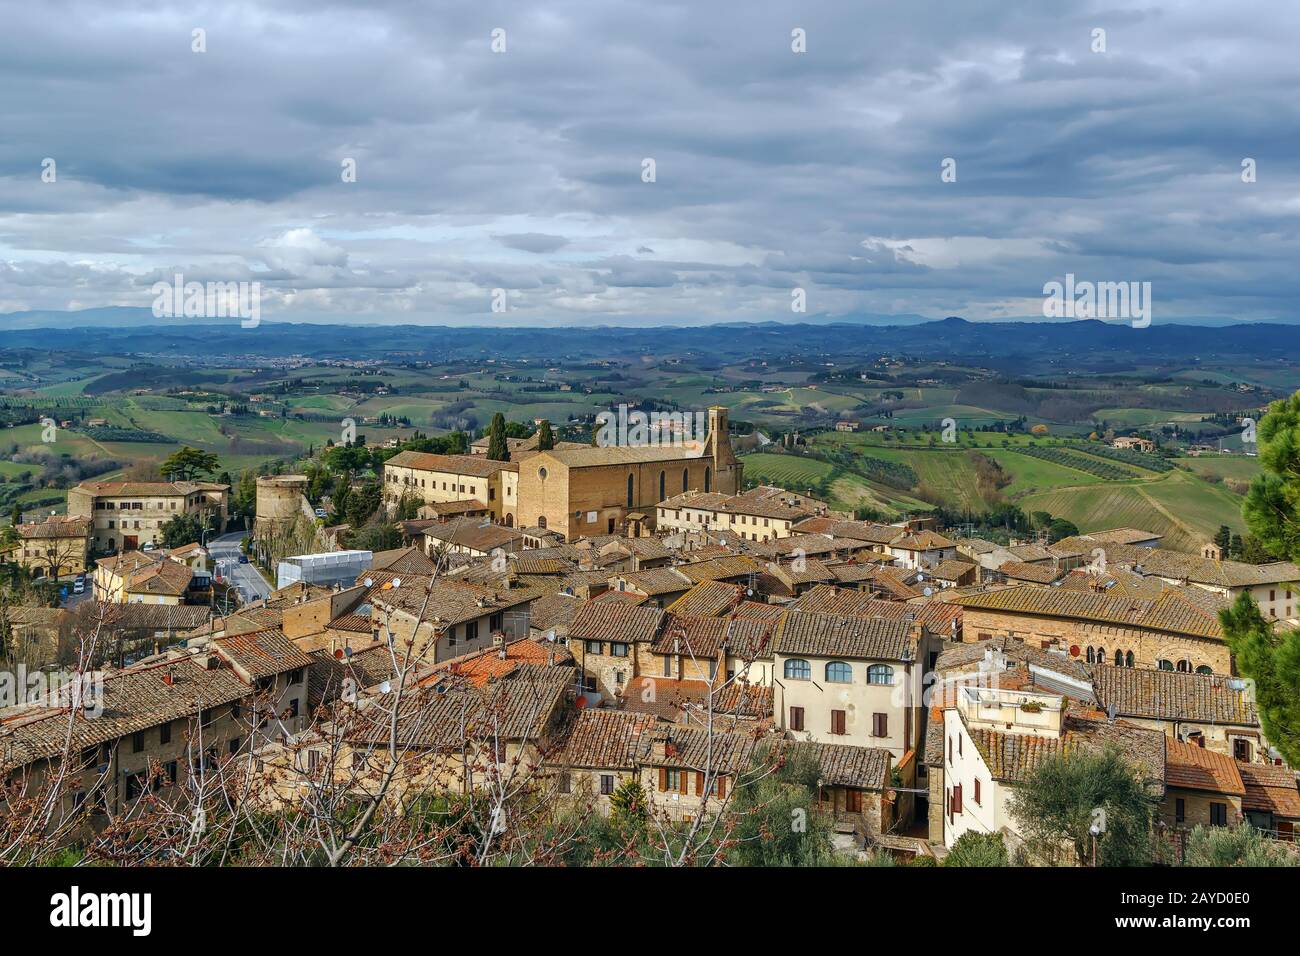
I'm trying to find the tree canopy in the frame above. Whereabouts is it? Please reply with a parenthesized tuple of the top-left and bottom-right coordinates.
(160, 446, 220, 482)
(1220, 591, 1300, 767)
(1008, 747, 1156, 866)
(1242, 389, 1300, 564)
(486, 412, 510, 462)
(536, 419, 554, 451)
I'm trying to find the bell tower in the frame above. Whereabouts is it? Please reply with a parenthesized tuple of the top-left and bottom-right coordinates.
(706, 405, 742, 493)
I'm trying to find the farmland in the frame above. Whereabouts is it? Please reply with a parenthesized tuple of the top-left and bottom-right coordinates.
(0, 321, 1292, 543)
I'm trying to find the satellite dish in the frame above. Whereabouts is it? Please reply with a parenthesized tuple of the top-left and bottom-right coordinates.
(923, 587, 933, 597)
(392, 577, 402, 588)
(379, 680, 392, 694)
(344, 646, 354, 659)
(363, 578, 373, 587)
(746, 588, 754, 596)
(334, 648, 345, 660)
(544, 629, 556, 643)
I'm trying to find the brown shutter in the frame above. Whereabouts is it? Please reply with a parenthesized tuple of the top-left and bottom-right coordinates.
(717, 776, 727, 799)
(695, 771, 704, 795)
(659, 767, 668, 791)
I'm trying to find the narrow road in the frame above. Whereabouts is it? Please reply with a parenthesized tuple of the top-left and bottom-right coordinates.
(209, 531, 273, 604)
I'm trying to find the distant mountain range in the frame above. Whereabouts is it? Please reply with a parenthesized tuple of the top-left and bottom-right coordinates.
(0, 314, 1295, 374)
(0, 306, 1283, 331)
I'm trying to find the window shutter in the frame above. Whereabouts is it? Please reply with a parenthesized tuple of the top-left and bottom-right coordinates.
(695, 771, 705, 796)
(659, 767, 668, 791)
(717, 776, 727, 799)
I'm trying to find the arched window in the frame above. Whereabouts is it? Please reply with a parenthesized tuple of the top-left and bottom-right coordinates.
(1177, 659, 1191, 673)
(1125, 651, 1134, 667)
(504, 513, 514, 527)
(627, 474, 634, 508)
(704, 466, 712, 493)
(659, 470, 665, 501)
(1114, 649, 1124, 667)
(536, 515, 547, 529)
(1086, 647, 1096, 664)
(825, 661, 852, 683)
(783, 659, 811, 680)
(682, 468, 689, 493)
(1158, 659, 1174, 671)
(867, 664, 894, 685)
(1195, 665, 1213, 675)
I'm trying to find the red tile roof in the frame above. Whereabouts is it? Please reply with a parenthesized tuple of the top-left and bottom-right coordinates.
(1165, 738, 1245, 795)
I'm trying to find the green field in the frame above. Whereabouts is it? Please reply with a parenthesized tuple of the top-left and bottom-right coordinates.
(1092, 407, 1206, 426)
(739, 452, 931, 515)
(1019, 470, 1245, 552)
(1175, 455, 1260, 484)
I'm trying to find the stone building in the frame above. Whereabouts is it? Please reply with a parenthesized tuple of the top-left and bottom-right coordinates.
(954, 584, 1234, 675)
(67, 480, 228, 554)
(13, 515, 92, 579)
(1091, 664, 1263, 762)
(515, 406, 740, 541)
(0, 628, 310, 831)
(253, 474, 309, 537)
(383, 406, 742, 542)
(382, 452, 516, 522)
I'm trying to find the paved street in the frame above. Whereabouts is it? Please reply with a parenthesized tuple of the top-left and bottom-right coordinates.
(209, 531, 273, 605)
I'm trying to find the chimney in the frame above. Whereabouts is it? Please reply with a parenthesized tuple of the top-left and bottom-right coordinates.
(163, 666, 175, 687)
(650, 727, 671, 761)
(493, 631, 507, 659)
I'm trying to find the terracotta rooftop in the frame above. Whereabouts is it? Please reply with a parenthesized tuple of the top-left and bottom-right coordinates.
(1165, 738, 1245, 795)
(1092, 665, 1257, 725)
(967, 712, 1166, 789)
(1238, 762, 1300, 818)
(213, 628, 315, 681)
(621, 676, 711, 721)
(556, 708, 657, 770)
(774, 609, 918, 662)
(17, 515, 91, 539)
(999, 560, 1065, 584)
(955, 585, 1225, 640)
(422, 637, 574, 689)
(568, 602, 665, 644)
(385, 451, 517, 476)
(634, 724, 755, 774)
(665, 580, 746, 617)
(0, 654, 251, 775)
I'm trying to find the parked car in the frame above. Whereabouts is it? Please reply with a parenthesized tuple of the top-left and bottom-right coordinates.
(72, 579, 85, 595)
(239, 554, 249, 564)
(142, 541, 155, 551)
(314, 508, 328, 519)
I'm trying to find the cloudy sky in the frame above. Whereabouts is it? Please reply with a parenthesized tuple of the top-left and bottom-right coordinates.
(1, 0, 1298, 326)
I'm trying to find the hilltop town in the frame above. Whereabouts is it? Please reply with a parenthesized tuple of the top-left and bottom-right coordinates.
(3, 399, 1298, 869)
